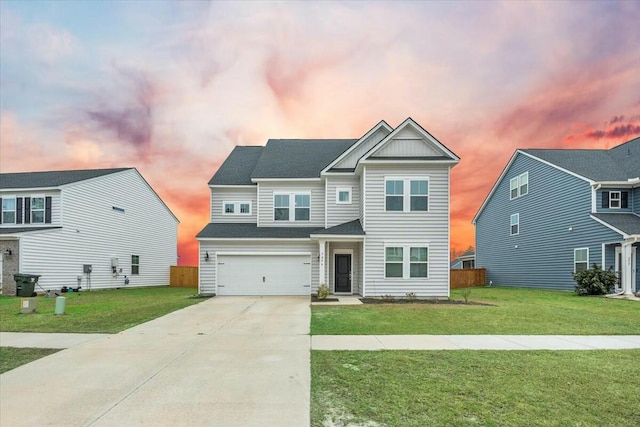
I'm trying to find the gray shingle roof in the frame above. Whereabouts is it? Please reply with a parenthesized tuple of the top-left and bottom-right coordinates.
(0, 168, 131, 189)
(521, 137, 640, 181)
(196, 223, 321, 239)
(592, 213, 640, 236)
(310, 219, 364, 236)
(208, 146, 263, 185)
(0, 227, 62, 235)
(251, 139, 357, 179)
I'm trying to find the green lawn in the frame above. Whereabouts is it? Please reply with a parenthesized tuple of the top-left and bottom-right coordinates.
(312, 287, 640, 335)
(312, 350, 640, 427)
(0, 287, 205, 333)
(0, 347, 61, 374)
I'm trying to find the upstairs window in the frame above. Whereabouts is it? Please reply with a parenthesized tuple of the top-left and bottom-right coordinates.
(223, 201, 252, 215)
(336, 188, 352, 204)
(274, 193, 310, 222)
(31, 197, 45, 224)
(385, 178, 429, 212)
(510, 172, 528, 200)
(574, 248, 588, 273)
(510, 213, 519, 235)
(1, 198, 16, 224)
(602, 191, 628, 209)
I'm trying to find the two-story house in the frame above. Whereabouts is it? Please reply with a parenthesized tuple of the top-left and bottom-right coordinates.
(473, 137, 640, 295)
(196, 118, 460, 297)
(0, 168, 179, 295)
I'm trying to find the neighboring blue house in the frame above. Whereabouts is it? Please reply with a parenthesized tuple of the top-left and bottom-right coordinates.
(473, 137, 639, 295)
(451, 250, 475, 269)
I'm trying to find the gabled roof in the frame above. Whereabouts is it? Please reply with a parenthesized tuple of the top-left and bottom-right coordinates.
(591, 213, 640, 237)
(0, 168, 131, 190)
(209, 146, 263, 186)
(310, 219, 365, 236)
(322, 120, 393, 173)
(251, 139, 356, 179)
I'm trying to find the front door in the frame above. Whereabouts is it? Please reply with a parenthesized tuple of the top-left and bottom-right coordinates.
(615, 246, 637, 293)
(334, 254, 352, 293)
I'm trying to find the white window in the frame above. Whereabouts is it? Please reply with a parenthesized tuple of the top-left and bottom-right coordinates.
(510, 172, 528, 199)
(510, 213, 519, 235)
(1, 197, 16, 224)
(385, 245, 429, 279)
(385, 177, 429, 212)
(336, 188, 352, 204)
(574, 248, 588, 273)
(31, 196, 45, 224)
(131, 255, 140, 275)
(274, 193, 310, 222)
(609, 191, 621, 209)
(223, 201, 251, 215)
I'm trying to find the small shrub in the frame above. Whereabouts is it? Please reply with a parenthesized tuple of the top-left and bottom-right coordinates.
(381, 294, 395, 302)
(317, 284, 330, 300)
(460, 288, 471, 303)
(405, 292, 417, 301)
(573, 263, 617, 296)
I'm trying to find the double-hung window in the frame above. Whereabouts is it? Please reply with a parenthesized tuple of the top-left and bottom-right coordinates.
(385, 245, 429, 279)
(131, 255, 140, 275)
(223, 201, 251, 215)
(510, 213, 519, 235)
(31, 197, 45, 224)
(1, 198, 16, 224)
(601, 190, 628, 209)
(385, 178, 429, 212)
(574, 248, 588, 272)
(510, 172, 528, 199)
(274, 193, 310, 222)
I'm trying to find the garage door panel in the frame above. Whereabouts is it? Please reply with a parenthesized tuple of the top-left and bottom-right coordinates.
(217, 254, 311, 296)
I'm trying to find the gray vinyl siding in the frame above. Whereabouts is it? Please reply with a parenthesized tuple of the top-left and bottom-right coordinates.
(18, 169, 178, 290)
(210, 187, 257, 223)
(333, 127, 389, 169)
(475, 153, 623, 290)
(363, 164, 450, 297)
(257, 181, 325, 227)
(633, 188, 640, 213)
(595, 188, 633, 213)
(198, 239, 318, 295)
(0, 190, 61, 227)
(327, 241, 361, 294)
(325, 176, 360, 228)
(374, 134, 442, 157)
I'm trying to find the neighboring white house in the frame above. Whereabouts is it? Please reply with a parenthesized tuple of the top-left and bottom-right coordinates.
(0, 168, 179, 295)
(196, 118, 460, 297)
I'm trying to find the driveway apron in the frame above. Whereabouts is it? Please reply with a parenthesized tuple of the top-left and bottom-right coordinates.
(0, 296, 311, 427)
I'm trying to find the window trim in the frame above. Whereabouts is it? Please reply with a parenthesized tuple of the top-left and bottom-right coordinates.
(131, 255, 140, 275)
(384, 177, 429, 212)
(384, 244, 429, 279)
(1, 197, 17, 224)
(273, 192, 311, 222)
(222, 201, 252, 216)
(336, 187, 352, 205)
(30, 195, 45, 224)
(574, 248, 588, 273)
(510, 213, 519, 236)
(510, 172, 528, 200)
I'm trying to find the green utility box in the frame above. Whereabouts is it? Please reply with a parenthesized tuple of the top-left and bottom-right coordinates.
(14, 274, 40, 297)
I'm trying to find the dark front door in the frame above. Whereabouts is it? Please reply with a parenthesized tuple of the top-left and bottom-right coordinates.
(335, 254, 352, 293)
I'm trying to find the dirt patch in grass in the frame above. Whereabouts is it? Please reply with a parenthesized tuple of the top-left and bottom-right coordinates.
(311, 296, 341, 302)
(359, 298, 494, 306)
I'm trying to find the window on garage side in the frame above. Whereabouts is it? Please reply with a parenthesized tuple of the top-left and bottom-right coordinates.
(131, 255, 140, 275)
(31, 196, 45, 224)
(223, 201, 252, 215)
(274, 194, 290, 221)
(574, 248, 588, 273)
(295, 194, 310, 221)
(385, 247, 403, 278)
(1, 197, 16, 224)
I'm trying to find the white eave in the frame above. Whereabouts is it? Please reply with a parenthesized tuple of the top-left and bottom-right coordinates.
(250, 177, 322, 183)
(592, 177, 640, 189)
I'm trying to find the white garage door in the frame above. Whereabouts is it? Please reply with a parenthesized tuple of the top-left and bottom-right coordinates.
(217, 254, 311, 296)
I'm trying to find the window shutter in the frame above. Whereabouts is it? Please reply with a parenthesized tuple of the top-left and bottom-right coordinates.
(24, 197, 31, 224)
(0, 197, 2, 224)
(16, 198, 23, 224)
(45, 196, 52, 223)
(620, 191, 628, 209)
(601, 191, 609, 209)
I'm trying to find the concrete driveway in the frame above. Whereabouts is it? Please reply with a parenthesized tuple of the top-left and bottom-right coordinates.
(0, 296, 310, 427)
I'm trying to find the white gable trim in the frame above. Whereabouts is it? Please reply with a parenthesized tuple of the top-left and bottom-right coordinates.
(321, 120, 393, 174)
(360, 118, 460, 165)
(472, 150, 594, 224)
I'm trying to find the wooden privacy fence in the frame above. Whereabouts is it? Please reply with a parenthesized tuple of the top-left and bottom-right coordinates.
(170, 266, 198, 288)
(450, 268, 486, 289)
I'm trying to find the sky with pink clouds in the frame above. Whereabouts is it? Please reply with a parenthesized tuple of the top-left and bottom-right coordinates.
(1, 0, 639, 266)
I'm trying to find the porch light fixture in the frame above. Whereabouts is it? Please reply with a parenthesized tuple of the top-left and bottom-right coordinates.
(4, 249, 11, 256)
(205, 251, 210, 261)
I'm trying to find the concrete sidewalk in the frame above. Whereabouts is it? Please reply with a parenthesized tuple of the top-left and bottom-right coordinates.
(311, 334, 640, 350)
(0, 296, 310, 427)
